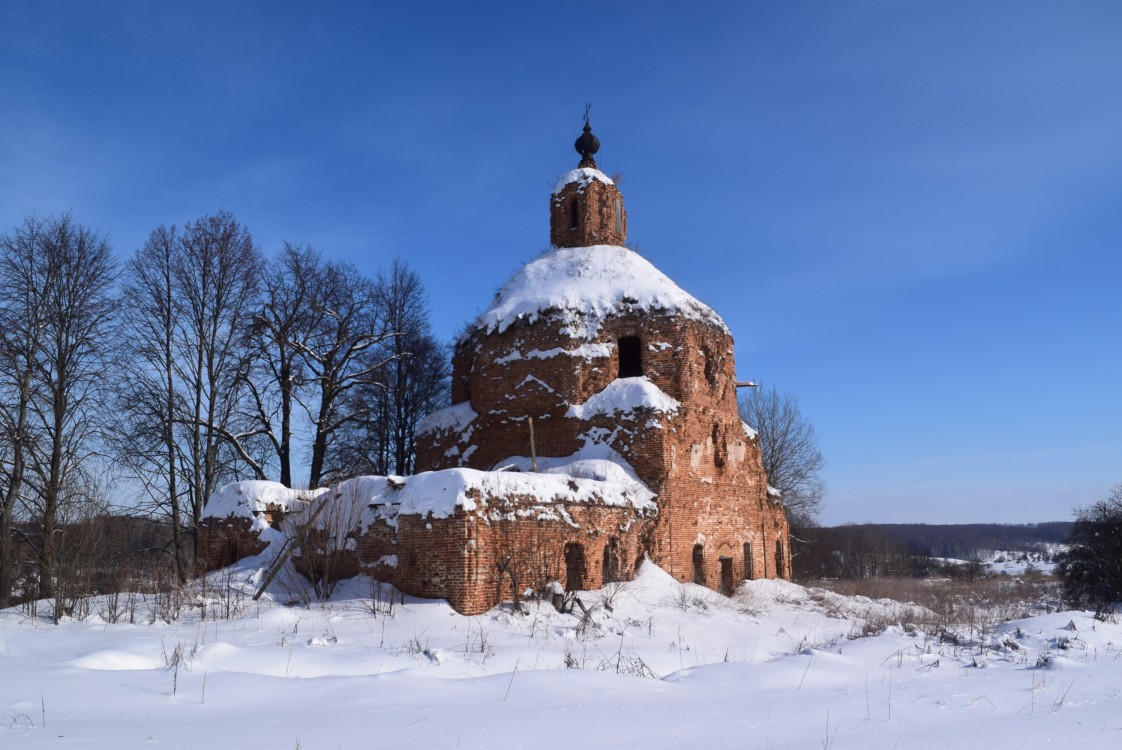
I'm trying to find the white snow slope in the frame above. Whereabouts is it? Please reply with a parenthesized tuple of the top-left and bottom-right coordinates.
(473, 245, 729, 339)
(1, 562, 1119, 749)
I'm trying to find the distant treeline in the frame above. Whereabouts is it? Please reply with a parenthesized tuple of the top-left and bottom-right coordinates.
(862, 522, 1071, 560)
(792, 522, 1072, 581)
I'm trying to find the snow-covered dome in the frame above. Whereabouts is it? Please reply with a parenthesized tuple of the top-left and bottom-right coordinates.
(552, 167, 614, 195)
(473, 245, 729, 339)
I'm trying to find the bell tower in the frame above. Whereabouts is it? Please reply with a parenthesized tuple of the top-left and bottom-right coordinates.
(550, 118, 628, 248)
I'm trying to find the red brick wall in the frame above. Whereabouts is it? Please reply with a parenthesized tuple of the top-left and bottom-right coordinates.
(197, 172, 790, 610)
(347, 499, 649, 616)
(195, 516, 269, 576)
(197, 301, 792, 612)
(550, 179, 628, 248)
(419, 305, 791, 594)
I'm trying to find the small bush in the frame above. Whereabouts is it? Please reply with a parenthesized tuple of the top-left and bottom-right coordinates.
(1059, 483, 1122, 614)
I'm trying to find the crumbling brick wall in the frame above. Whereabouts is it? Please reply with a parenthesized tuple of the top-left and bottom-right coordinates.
(197, 296, 792, 611)
(550, 178, 628, 248)
(417, 305, 791, 592)
(195, 516, 269, 576)
(349, 495, 650, 616)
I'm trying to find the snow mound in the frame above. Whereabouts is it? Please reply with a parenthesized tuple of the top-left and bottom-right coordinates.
(416, 400, 477, 438)
(357, 467, 655, 517)
(203, 480, 324, 520)
(473, 245, 728, 339)
(566, 376, 680, 419)
(552, 167, 614, 195)
(495, 439, 653, 501)
(204, 460, 656, 527)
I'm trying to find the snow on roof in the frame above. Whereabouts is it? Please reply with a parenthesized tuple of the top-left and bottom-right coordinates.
(566, 376, 680, 420)
(499, 439, 650, 493)
(473, 245, 728, 339)
(203, 457, 655, 527)
(202, 480, 325, 520)
(355, 461, 655, 517)
(552, 167, 614, 195)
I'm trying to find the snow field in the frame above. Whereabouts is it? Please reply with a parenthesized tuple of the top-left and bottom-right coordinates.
(2, 561, 1120, 749)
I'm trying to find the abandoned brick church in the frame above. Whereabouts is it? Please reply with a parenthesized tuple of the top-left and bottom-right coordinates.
(197, 122, 791, 615)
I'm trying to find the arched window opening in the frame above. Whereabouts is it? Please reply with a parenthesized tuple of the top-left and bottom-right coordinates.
(602, 537, 621, 584)
(692, 544, 706, 586)
(618, 336, 642, 378)
(564, 542, 586, 592)
(743, 542, 754, 580)
(719, 557, 734, 596)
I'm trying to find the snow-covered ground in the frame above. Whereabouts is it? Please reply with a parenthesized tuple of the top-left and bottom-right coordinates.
(2, 561, 1118, 749)
(983, 548, 1064, 576)
(935, 548, 1064, 576)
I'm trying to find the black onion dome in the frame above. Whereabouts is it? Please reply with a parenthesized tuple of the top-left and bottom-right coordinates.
(574, 121, 600, 167)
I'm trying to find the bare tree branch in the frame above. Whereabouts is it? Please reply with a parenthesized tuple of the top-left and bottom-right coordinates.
(738, 386, 827, 528)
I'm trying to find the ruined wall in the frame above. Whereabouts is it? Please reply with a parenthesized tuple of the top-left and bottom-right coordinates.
(195, 515, 269, 576)
(344, 499, 648, 616)
(417, 308, 792, 592)
(195, 493, 652, 616)
(550, 179, 628, 248)
(642, 317, 792, 587)
(196, 299, 791, 610)
(421, 312, 727, 476)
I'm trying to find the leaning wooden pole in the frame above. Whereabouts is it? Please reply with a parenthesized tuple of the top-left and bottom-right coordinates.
(528, 416, 538, 472)
(253, 493, 333, 601)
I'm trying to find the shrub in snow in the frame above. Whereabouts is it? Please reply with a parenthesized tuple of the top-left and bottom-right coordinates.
(1059, 483, 1122, 615)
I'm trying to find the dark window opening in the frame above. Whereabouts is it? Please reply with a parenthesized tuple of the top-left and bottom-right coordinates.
(564, 542, 586, 592)
(719, 557, 734, 596)
(602, 537, 621, 584)
(569, 199, 580, 229)
(618, 336, 642, 378)
(702, 346, 717, 386)
(775, 540, 786, 579)
(743, 542, 754, 580)
(263, 509, 285, 532)
(692, 544, 706, 586)
(712, 423, 725, 469)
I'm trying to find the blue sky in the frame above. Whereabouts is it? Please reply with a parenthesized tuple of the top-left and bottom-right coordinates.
(2, 1, 1119, 524)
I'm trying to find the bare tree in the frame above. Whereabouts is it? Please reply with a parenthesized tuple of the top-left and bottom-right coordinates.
(0, 216, 52, 608)
(295, 260, 394, 488)
(240, 243, 319, 487)
(334, 259, 448, 477)
(117, 225, 190, 582)
(738, 386, 826, 528)
(374, 259, 449, 476)
(17, 214, 118, 606)
(172, 212, 262, 527)
(375, 333, 447, 475)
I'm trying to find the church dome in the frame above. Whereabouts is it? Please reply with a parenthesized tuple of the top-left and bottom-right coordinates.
(472, 245, 729, 340)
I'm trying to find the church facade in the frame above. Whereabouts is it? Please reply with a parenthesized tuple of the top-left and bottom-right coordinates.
(196, 123, 790, 615)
